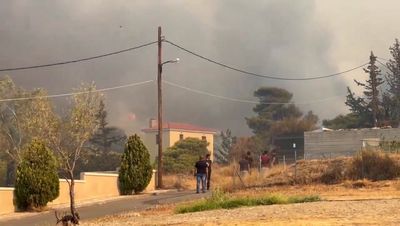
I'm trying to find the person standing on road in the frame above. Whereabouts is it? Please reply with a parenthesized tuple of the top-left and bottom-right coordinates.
(205, 153, 212, 190)
(194, 155, 208, 193)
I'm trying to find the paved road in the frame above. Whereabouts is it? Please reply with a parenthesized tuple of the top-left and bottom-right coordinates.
(0, 190, 210, 226)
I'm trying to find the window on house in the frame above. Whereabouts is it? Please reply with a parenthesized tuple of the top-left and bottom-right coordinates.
(202, 136, 207, 141)
(179, 134, 184, 140)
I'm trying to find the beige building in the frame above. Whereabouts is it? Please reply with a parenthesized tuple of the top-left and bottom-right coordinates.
(142, 119, 217, 162)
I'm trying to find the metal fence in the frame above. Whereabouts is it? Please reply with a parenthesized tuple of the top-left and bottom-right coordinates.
(304, 150, 357, 160)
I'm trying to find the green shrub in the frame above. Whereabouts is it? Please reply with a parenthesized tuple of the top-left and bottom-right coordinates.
(348, 150, 400, 180)
(14, 139, 59, 210)
(175, 191, 320, 214)
(118, 134, 152, 195)
(164, 138, 209, 174)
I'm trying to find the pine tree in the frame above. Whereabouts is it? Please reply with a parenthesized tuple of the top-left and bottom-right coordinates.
(118, 134, 152, 195)
(385, 39, 400, 123)
(214, 129, 235, 164)
(89, 99, 126, 154)
(14, 139, 59, 210)
(346, 52, 383, 127)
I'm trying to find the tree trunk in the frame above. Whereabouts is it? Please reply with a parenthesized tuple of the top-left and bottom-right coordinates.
(6, 159, 16, 186)
(68, 170, 79, 222)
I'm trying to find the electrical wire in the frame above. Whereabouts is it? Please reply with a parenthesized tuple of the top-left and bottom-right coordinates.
(165, 40, 369, 81)
(377, 56, 390, 62)
(0, 41, 157, 72)
(376, 59, 390, 70)
(163, 80, 344, 105)
(0, 80, 154, 103)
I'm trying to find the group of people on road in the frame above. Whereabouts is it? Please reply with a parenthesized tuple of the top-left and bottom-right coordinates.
(194, 153, 212, 193)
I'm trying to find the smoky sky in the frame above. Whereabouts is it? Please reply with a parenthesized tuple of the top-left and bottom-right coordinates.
(0, 0, 388, 136)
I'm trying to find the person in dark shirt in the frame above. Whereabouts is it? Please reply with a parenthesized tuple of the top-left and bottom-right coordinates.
(239, 154, 250, 178)
(245, 151, 253, 170)
(205, 153, 212, 190)
(194, 155, 208, 193)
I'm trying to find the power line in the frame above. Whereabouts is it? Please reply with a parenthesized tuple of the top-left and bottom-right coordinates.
(376, 59, 390, 70)
(0, 41, 157, 72)
(0, 80, 154, 103)
(165, 40, 369, 81)
(377, 56, 390, 62)
(163, 80, 344, 105)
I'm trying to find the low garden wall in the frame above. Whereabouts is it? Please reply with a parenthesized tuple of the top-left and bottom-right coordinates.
(0, 170, 156, 215)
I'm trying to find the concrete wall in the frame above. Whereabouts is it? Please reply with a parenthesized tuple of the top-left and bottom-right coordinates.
(0, 171, 156, 215)
(304, 128, 400, 158)
(0, 187, 14, 215)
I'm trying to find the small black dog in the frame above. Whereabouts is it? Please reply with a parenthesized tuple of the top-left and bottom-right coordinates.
(55, 211, 80, 226)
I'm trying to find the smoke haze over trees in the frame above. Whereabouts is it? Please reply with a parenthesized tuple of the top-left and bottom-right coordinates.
(2, 1, 399, 136)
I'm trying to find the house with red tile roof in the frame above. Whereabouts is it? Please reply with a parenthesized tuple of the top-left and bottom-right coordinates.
(141, 119, 217, 162)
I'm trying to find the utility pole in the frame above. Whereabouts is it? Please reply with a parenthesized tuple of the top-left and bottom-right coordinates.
(157, 26, 163, 188)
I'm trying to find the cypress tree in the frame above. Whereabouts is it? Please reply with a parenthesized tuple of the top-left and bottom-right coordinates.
(14, 139, 59, 210)
(118, 134, 152, 195)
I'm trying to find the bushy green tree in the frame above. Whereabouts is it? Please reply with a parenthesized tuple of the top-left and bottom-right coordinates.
(246, 87, 318, 149)
(322, 113, 361, 129)
(0, 77, 59, 185)
(118, 134, 152, 195)
(164, 138, 209, 174)
(14, 139, 59, 210)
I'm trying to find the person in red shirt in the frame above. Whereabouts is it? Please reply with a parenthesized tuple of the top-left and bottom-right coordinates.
(260, 151, 270, 177)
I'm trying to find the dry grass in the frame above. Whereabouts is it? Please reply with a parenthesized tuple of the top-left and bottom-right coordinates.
(162, 152, 400, 193)
(82, 179, 400, 225)
(163, 174, 196, 190)
(349, 150, 400, 180)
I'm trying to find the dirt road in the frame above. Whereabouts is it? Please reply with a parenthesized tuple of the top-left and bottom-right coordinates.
(0, 190, 210, 226)
(84, 198, 400, 225)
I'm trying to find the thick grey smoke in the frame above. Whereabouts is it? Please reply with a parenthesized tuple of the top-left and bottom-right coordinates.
(0, 1, 360, 136)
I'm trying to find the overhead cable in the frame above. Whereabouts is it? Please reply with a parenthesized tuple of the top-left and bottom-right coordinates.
(376, 58, 390, 70)
(0, 41, 157, 72)
(0, 80, 154, 102)
(163, 80, 344, 105)
(165, 40, 368, 81)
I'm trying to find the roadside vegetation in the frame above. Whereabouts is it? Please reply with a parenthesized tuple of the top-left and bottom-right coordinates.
(175, 189, 320, 214)
(164, 150, 400, 192)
